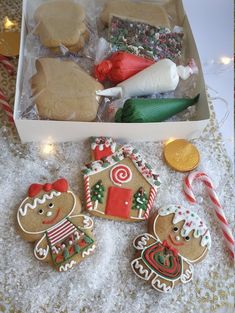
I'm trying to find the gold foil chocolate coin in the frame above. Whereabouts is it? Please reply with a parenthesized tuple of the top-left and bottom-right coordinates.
(0, 32, 20, 57)
(163, 139, 200, 172)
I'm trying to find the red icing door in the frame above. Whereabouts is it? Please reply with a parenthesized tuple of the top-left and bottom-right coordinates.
(105, 186, 133, 218)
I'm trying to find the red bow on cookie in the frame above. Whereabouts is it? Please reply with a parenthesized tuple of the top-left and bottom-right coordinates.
(162, 240, 179, 256)
(28, 178, 68, 197)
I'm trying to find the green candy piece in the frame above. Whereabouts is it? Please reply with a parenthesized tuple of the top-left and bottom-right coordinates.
(63, 248, 70, 260)
(84, 236, 93, 244)
(75, 244, 81, 253)
(115, 94, 200, 123)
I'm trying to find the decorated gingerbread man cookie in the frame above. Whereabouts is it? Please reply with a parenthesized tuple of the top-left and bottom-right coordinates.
(82, 137, 161, 222)
(131, 205, 211, 292)
(17, 178, 96, 272)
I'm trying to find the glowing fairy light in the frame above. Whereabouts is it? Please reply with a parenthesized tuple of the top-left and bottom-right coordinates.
(4, 17, 15, 29)
(220, 56, 233, 65)
(41, 143, 55, 155)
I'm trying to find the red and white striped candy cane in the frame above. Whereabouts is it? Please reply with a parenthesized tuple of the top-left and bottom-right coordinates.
(0, 55, 14, 75)
(0, 88, 14, 123)
(144, 187, 157, 219)
(184, 171, 234, 260)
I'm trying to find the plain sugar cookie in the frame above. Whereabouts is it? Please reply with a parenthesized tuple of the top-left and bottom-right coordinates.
(34, 0, 88, 52)
(31, 58, 103, 121)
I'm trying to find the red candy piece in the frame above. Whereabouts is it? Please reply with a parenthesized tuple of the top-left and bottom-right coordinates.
(69, 246, 75, 255)
(78, 240, 87, 248)
(55, 254, 64, 263)
(94, 52, 154, 84)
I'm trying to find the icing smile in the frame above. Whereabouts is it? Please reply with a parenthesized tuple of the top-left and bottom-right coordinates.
(43, 208, 61, 224)
(168, 234, 184, 247)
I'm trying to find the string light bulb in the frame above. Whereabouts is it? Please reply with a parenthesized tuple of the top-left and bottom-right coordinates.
(4, 16, 15, 30)
(41, 143, 55, 155)
(220, 56, 233, 65)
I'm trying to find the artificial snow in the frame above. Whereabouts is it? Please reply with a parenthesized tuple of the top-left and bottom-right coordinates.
(0, 127, 234, 313)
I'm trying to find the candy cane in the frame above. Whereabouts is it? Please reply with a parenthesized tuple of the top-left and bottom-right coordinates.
(184, 171, 234, 260)
(0, 88, 14, 123)
(0, 55, 14, 75)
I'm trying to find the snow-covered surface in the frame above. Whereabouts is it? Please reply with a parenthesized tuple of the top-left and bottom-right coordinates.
(0, 125, 234, 313)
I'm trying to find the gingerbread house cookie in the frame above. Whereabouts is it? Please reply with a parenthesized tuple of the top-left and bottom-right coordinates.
(131, 205, 211, 292)
(17, 178, 96, 272)
(82, 137, 161, 222)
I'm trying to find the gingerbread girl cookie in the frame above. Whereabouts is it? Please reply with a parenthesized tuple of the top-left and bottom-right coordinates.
(17, 178, 96, 272)
(82, 137, 161, 222)
(131, 205, 211, 292)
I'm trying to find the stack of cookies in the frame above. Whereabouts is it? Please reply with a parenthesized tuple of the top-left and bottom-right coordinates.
(31, 0, 103, 122)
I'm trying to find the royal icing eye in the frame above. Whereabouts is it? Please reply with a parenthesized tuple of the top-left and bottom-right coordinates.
(38, 209, 44, 215)
(173, 227, 178, 232)
(48, 203, 54, 208)
(185, 236, 190, 241)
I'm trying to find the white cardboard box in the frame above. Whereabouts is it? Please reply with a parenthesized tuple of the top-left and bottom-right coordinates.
(14, 0, 210, 143)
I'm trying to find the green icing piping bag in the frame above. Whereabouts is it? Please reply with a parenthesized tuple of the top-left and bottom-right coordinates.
(115, 94, 200, 123)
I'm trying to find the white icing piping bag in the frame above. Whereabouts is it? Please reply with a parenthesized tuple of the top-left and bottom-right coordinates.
(96, 58, 198, 99)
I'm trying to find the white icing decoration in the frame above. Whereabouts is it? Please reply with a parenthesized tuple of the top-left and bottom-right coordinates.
(158, 205, 211, 248)
(181, 263, 194, 284)
(82, 215, 94, 229)
(82, 244, 96, 257)
(133, 233, 157, 250)
(91, 137, 116, 152)
(59, 260, 76, 272)
(82, 144, 161, 189)
(136, 198, 143, 204)
(17, 191, 76, 235)
(151, 276, 173, 293)
(131, 258, 153, 280)
(34, 234, 49, 260)
(19, 191, 61, 216)
(110, 164, 132, 186)
(52, 246, 59, 254)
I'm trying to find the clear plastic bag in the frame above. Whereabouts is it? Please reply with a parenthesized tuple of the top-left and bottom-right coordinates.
(18, 0, 199, 123)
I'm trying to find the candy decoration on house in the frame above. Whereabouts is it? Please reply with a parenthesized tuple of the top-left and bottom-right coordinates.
(132, 187, 148, 218)
(82, 137, 161, 222)
(96, 58, 198, 99)
(91, 180, 105, 210)
(17, 178, 96, 272)
(110, 164, 132, 186)
(184, 171, 234, 260)
(94, 51, 154, 84)
(131, 205, 211, 293)
(115, 94, 200, 123)
(91, 136, 117, 160)
(163, 139, 200, 172)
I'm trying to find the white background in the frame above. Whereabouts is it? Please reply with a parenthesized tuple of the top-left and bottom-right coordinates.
(183, 0, 234, 166)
